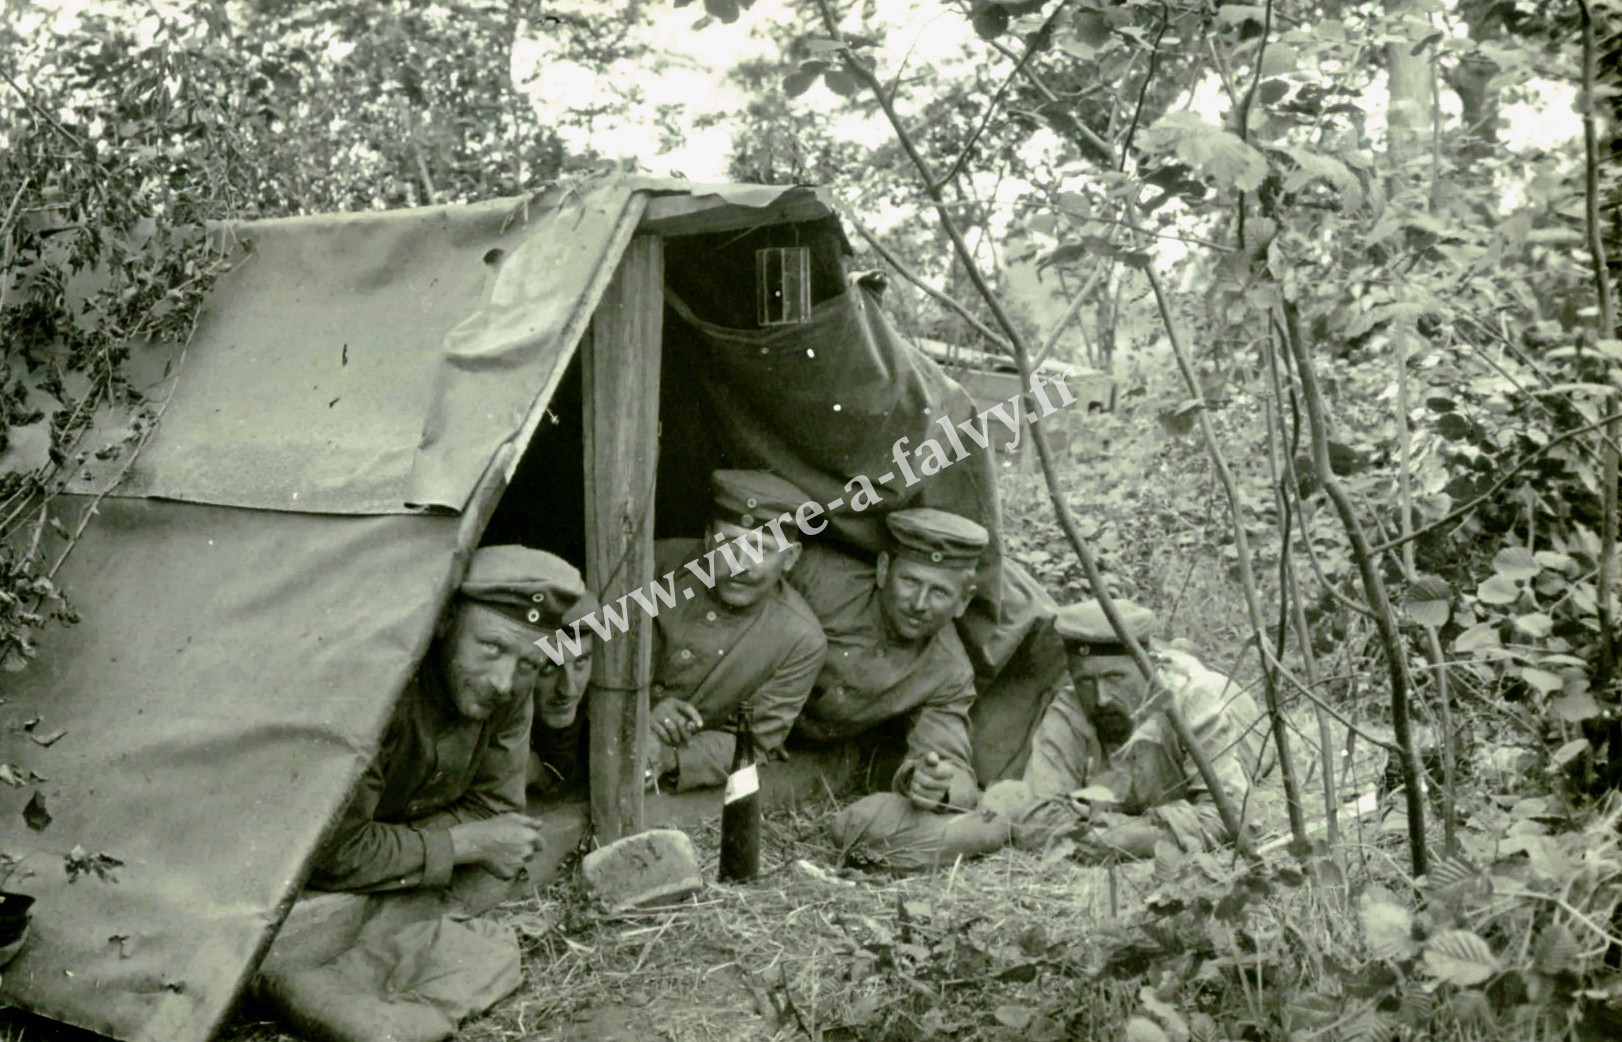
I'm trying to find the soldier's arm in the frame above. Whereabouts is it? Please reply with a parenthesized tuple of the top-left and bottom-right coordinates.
(308, 725, 454, 893)
(892, 669, 980, 811)
(671, 624, 826, 791)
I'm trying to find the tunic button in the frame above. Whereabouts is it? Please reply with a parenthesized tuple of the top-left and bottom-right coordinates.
(705, 611, 717, 623)
(680, 649, 693, 661)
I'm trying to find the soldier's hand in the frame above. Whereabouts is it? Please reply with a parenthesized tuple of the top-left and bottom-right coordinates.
(907, 752, 955, 811)
(650, 699, 705, 748)
(451, 813, 543, 878)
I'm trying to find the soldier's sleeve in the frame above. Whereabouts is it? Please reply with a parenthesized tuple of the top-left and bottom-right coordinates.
(673, 613, 827, 791)
(1022, 682, 1103, 797)
(425, 692, 532, 827)
(892, 665, 980, 811)
(308, 717, 453, 893)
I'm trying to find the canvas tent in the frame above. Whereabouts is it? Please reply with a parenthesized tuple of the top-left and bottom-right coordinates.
(0, 177, 1067, 1042)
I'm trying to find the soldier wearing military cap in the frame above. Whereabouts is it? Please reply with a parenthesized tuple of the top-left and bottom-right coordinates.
(526, 591, 601, 798)
(310, 545, 587, 894)
(831, 596, 1270, 870)
(788, 507, 987, 822)
(642, 470, 826, 792)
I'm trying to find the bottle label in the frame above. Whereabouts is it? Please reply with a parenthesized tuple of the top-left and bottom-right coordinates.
(724, 764, 759, 804)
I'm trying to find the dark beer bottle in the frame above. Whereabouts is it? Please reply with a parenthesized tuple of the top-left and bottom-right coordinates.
(718, 706, 761, 882)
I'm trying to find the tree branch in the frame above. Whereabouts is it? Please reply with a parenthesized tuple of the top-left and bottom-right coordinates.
(845, 214, 1011, 354)
(813, 0, 1254, 857)
(1282, 300, 1428, 877)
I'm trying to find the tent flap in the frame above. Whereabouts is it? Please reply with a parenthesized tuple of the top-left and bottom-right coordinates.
(0, 497, 460, 1042)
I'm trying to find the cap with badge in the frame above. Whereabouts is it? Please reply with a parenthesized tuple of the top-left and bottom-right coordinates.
(1053, 597, 1156, 656)
(884, 507, 988, 570)
(711, 469, 813, 530)
(459, 545, 589, 631)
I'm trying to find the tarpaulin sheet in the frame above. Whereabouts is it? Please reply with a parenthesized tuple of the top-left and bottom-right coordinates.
(115, 185, 641, 515)
(0, 497, 460, 1042)
(672, 284, 1058, 672)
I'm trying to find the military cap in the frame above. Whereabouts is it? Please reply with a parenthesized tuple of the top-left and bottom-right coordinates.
(884, 507, 988, 569)
(711, 469, 812, 530)
(1053, 597, 1157, 656)
(459, 545, 587, 631)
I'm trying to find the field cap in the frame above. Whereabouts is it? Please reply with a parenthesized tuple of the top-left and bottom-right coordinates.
(1054, 597, 1156, 656)
(460, 545, 586, 631)
(711, 470, 812, 529)
(884, 507, 988, 569)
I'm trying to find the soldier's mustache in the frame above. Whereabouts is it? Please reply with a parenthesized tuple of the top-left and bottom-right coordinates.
(1092, 705, 1134, 745)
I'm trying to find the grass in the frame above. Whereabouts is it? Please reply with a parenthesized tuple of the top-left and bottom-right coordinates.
(220, 792, 1160, 1042)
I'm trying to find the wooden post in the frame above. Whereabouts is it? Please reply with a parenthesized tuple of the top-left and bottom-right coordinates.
(584, 235, 663, 843)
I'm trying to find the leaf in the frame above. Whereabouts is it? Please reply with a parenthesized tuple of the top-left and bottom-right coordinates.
(823, 69, 859, 97)
(1281, 146, 1361, 209)
(1476, 574, 1521, 605)
(703, 0, 740, 23)
(1071, 10, 1114, 51)
(994, 1005, 1033, 1030)
(1550, 691, 1601, 723)
(972, 3, 1010, 39)
(1358, 890, 1417, 960)
(1520, 667, 1564, 695)
(1514, 612, 1554, 639)
(1138, 987, 1190, 1042)
(27, 728, 67, 748)
(24, 790, 50, 832)
(1453, 622, 1501, 654)
(1535, 551, 1577, 574)
(1139, 111, 1268, 192)
(804, 37, 844, 54)
(1258, 79, 1290, 105)
(1124, 1016, 1170, 1042)
(783, 69, 818, 97)
(1217, 4, 1265, 24)
(1534, 922, 1581, 975)
(1422, 930, 1499, 986)
(1404, 575, 1452, 628)
(1493, 546, 1542, 581)
(1551, 738, 1589, 767)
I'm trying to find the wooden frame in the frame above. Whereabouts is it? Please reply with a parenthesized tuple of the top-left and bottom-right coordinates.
(583, 235, 664, 842)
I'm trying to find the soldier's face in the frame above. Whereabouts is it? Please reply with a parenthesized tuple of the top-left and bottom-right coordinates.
(439, 602, 549, 721)
(534, 637, 594, 729)
(1072, 653, 1150, 745)
(710, 520, 801, 608)
(875, 553, 975, 643)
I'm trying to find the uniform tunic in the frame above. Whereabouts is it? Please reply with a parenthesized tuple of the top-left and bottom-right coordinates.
(1016, 646, 1267, 848)
(828, 647, 1268, 869)
(310, 657, 530, 893)
(650, 539, 826, 791)
(786, 544, 979, 807)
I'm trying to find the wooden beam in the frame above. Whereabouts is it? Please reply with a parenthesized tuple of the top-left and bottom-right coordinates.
(583, 235, 663, 843)
(638, 188, 834, 238)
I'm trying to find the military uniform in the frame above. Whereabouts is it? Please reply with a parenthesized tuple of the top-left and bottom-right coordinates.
(649, 537, 825, 790)
(310, 546, 587, 893)
(830, 599, 1269, 871)
(791, 508, 988, 811)
(310, 663, 532, 893)
(644, 470, 827, 791)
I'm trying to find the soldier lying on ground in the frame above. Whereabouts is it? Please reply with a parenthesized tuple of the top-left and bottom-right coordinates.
(789, 507, 989, 823)
(831, 598, 1270, 871)
(642, 470, 826, 792)
(308, 546, 588, 896)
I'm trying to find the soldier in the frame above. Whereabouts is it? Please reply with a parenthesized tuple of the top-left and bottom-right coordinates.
(309, 546, 585, 894)
(833, 598, 1269, 870)
(642, 470, 827, 792)
(527, 591, 599, 799)
(790, 508, 987, 830)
